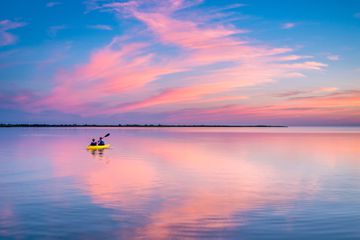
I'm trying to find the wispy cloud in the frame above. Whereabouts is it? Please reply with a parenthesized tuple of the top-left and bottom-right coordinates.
(46, 1, 62, 8)
(87, 24, 113, 31)
(0, 20, 26, 47)
(317, 87, 338, 93)
(23, 1, 326, 116)
(207, 3, 247, 13)
(47, 25, 67, 37)
(326, 54, 340, 61)
(170, 89, 360, 125)
(285, 61, 327, 70)
(281, 22, 296, 29)
(275, 87, 338, 98)
(3, 0, 331, 124)
(278, 55, 313, 61)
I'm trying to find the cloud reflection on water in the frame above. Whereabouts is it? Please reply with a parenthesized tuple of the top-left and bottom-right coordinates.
(42, 129, 360, 237)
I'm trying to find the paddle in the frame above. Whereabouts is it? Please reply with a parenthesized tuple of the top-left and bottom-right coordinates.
(87, 133, 110, 149)
(97, 133, 110, 145)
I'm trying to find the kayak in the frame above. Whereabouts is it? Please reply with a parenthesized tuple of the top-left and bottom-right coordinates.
(86, 144, 110, 150)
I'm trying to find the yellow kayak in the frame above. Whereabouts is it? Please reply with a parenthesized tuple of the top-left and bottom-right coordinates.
(86, 144, 110, 150)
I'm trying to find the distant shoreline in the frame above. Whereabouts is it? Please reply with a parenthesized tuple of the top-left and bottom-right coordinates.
(0, 124, 287, 128)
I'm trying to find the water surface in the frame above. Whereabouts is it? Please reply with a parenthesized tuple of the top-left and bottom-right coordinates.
(1, 127, 360, 239)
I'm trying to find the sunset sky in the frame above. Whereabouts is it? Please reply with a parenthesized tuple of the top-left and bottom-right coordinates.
(0, 0, 359, 125)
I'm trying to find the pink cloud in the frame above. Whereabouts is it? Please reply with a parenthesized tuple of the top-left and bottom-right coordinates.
(108, 84, 226, 113)
(286, 61, 328, 70)
(317, 87, 338, 93)
(278, 55, 313, 61)
(17, 1, 328, 121)
(282, 22, 296, 29)
(30, 40, 182, 113)
(0, 20, 26, 46)
(168, 90, 360, 125)
(275, 87, 338, 98)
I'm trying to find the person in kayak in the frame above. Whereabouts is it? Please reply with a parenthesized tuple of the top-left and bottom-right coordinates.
(98, 137, 105, 146)
(90, 138, 97, 146)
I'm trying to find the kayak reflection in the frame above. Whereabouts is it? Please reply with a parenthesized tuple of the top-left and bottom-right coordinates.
(88, 149, 111, 164)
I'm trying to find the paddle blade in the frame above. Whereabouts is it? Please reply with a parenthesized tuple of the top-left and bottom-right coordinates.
(104, 133, 110, 138)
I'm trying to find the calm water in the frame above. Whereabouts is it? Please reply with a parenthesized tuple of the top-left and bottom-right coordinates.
(1, 127, 360, 239)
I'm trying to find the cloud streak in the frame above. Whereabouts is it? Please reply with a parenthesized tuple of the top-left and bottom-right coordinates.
(0, 20, 26, 47)
(282, 22, 296, 29)
(326, 54, 340, 61)
(46, 1, 62, 8)
(87, 24, 113, 31)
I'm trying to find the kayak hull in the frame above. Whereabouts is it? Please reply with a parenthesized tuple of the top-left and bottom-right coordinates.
(87, 144, 110, 150)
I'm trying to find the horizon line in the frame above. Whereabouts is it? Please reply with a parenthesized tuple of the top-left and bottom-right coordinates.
(0, 124, 288, 128)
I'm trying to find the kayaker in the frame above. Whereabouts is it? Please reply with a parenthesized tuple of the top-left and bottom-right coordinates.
(90, 138, 97, 146)
(98, 137, 105, 146)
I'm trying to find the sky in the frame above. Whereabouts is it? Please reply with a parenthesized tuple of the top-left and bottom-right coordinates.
(0, 0, 359, 126)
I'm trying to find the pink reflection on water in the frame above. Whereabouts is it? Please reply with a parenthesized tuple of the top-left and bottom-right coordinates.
(109, 134, 320, 238)
(25, 128, 360, 238)
(42, 139, 157, 208)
